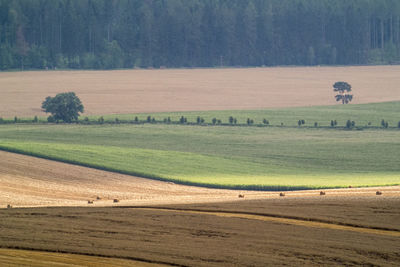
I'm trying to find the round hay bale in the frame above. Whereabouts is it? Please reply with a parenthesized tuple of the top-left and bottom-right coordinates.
(279, 192, 285, 197)
(113, 199, 119, 203)
(238, 194, 244, 198)
(376, 191, 382, 195)
(320, 191, 326, 195)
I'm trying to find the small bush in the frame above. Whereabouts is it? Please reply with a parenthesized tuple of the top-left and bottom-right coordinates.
(0, 117, 3, 124)
(314, 122, 318, 127)
(229, 116, 234, 124)
(179, 116, 187, 124)
(33, 116, 38, 123)
(47, 115, 56, 122)
(351, 121, 355, 127)
(212, 118, 217, 125)
(398, 121, 400, 128)
(346, 120, 352, 129)
(14, 116, 18, 123)
(147, 116, 151, 123)
(152, 117, 156, 123)
(380, 119, 388, 128)
(98, 116, 104, 124)
(330, 120, 335, 127)
(247, 118, 254, 125)
(115, 118, 120, 124)
(263, 119, 269, 125)
(298, 120, 302, 126)
(167, 117, 171, 123)
(368, 122, 371, 126)
(197, 116, 205, 124)
(217, 119, 222, 124)
(233, 118, 237, 124)
(84, 117, 89, 122)
(134, 116, 139, 123)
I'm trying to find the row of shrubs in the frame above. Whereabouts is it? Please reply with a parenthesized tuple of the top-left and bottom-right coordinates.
(1, 115, 400, 129)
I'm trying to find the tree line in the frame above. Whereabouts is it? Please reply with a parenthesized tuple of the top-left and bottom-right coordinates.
(1, 0, 400, 70)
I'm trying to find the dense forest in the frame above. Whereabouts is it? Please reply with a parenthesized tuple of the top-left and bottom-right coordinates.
(1, 0, 400, 70)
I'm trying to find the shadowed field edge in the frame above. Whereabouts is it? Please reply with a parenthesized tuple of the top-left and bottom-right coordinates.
(0, 246, 182, 267)
(0, 146, 399, 191)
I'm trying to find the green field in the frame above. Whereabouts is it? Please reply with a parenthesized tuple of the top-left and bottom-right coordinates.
(0, 102, 399, 190)
(94, 101, 400, 127)
(4, 101, 400, 128)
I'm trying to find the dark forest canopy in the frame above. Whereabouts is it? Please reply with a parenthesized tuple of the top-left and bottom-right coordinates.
(0, 0, 400, 70)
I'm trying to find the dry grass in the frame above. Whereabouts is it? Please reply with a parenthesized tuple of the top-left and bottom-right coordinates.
(1, 66, 400, 117)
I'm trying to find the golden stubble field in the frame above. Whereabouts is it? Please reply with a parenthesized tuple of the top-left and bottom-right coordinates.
(1, 65, 400, 117)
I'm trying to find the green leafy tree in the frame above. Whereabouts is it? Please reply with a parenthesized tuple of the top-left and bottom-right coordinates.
(41, 92, 84, 122)
(333, 82, 353, 104)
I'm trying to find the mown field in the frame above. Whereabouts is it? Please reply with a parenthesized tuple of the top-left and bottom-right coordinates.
(0, 102, 399, 190)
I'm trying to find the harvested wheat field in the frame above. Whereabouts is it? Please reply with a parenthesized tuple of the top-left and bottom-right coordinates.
(1, 198, 400, 266)
(1, 66, 400, 117)
(0, 150, 399, 208)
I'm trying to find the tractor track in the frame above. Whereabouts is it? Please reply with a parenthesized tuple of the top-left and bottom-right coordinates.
(123, 206, 400, 238)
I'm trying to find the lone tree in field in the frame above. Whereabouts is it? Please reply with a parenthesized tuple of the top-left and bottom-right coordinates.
(333, 81, 353, 104)
(42, 92, 84, 122)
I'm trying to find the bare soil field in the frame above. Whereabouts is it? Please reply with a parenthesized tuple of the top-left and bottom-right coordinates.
(1, 66, 400, 117)
(1, 150, 399, 208)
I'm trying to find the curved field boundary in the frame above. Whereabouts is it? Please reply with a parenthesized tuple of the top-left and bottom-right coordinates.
(0, 146, 334, 191)
(1, 145, 398, 192)
(0, 247, 179, 267)
(130, 207, 400, 238)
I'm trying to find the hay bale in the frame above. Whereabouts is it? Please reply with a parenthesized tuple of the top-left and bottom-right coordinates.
(113, 199, 119, 203)
(88, 200, 93, 204)
(279, 192, 285, 197)
(376, 191, 382, 195)
(349, 185, 352, 188)
(96, 196, 101, 200)
(320, 191, 326, 195)
(238, 194, 245, 198)
(7, 204, 12, 209)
